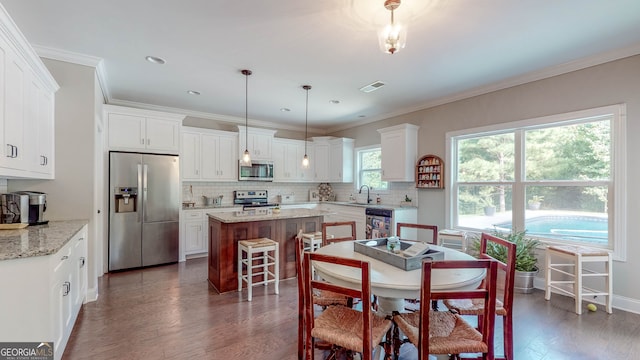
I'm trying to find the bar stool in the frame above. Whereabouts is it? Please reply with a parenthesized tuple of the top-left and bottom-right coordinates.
(297, 230, 333, 252)
(237, 238, 279, 301)
(545, 245, 613, 314)
(437, 229, 467, 252)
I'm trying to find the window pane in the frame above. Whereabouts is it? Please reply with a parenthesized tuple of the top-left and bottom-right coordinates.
(358, 148, 388, 190)
(457, 184, 512, 229)
(525, 120, 610, 181)
(494, 186, 609, 245)
(458, 133, 515, 182)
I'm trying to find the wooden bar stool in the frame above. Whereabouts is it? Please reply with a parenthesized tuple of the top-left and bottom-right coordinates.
(297, 230, 332, 252)
(545, 245, 613, 314)
(237, 238, 279, 301)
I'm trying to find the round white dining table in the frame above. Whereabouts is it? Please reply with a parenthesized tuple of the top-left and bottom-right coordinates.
(312, 241, 485, 313)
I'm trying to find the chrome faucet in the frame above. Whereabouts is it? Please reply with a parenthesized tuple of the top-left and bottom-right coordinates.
(359, 185, 372, 204)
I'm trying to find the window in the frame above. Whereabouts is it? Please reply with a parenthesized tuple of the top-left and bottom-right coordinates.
(357, 146, 388, 190)
(446, 104, 626, 260)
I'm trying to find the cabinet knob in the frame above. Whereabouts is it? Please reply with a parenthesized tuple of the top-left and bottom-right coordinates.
(79, 257, 86, 268)
(61, 255, 69, 261)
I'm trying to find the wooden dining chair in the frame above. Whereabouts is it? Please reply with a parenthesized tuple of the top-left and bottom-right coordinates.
(302, 251, 393, 360)
(396, 223, 439, 311)
(295, 235, 354, 359)
(396, 223, 438, 244)
(322, 221, 357, 246)
(443, 232, 517, 360)
(392, 259, 498, 360)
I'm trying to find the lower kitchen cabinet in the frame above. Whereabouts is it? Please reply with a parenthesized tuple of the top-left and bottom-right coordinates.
(182, 209, 207, 256)
(0, 224, 88, 360)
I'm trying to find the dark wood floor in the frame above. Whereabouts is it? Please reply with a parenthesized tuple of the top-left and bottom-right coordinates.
(64, 257, 640, 359)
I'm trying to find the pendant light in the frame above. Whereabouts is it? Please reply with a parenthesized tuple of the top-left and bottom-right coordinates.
(378, 0, 407, 55)
(301, 85, 311, 168)
(240, 69, 252, 166)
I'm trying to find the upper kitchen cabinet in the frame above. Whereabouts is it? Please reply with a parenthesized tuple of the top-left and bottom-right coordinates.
(0, 7, 59, 179)
(237, 126, 276, 160)
(273, 138, 312, 182)
(181, 127, 237, 181)
(312, 137, 354, 183)
(378, 123, 419, 182)
(105, 105, 184, 154)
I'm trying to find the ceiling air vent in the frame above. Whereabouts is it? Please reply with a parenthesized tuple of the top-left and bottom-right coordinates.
(359, 81, 386, 93)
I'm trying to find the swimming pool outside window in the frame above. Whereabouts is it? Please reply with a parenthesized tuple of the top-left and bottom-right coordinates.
(446, 104, 627, 260)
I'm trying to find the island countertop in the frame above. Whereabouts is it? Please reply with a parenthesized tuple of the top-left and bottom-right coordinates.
(207, 208, 333, 223)
(0, 219, 90, 261)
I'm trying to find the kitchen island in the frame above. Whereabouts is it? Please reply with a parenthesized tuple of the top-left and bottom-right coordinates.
(207, 208, 330, 293)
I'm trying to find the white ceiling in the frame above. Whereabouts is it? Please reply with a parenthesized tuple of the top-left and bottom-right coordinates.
(3, 0, 640, 133)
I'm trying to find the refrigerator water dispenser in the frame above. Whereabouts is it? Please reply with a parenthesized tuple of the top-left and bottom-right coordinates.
(114, 187, 137, 213)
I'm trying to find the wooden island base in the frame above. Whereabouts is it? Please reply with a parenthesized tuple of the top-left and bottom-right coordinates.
(207, 210, 324, 293)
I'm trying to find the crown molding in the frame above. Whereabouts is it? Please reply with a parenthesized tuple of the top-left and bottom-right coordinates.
(33, 45, 110, 103)
(327, 42, 640, 133)
(108, 98, 328, 135)
(0, 4, 59, 92)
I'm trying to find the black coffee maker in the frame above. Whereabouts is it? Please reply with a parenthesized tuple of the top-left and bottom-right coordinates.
(15, 191, 47, 225)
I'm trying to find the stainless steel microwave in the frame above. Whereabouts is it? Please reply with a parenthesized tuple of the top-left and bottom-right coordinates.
(238, 160, 274, 181)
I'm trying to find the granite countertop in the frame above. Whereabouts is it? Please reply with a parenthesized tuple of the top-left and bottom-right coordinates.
(184, 201, 417, 211)
(207, 208, 332, 223)
(0, 219, 89, 261)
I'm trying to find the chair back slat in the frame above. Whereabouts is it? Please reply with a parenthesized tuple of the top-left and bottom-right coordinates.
(303, 251, 373, 359)
(418, 259, 498, 360)
(480, 232, 517, 312)
(322, 221, 357, 246)
(295, 235, 305, 360)
(396, 223, 438, 244)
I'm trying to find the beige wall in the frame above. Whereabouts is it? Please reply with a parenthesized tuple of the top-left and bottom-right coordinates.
(8, 59, 99, 295)
(331, 55, 640, 306)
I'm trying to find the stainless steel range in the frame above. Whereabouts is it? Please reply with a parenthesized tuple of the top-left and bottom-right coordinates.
(233, 190, 278, 209)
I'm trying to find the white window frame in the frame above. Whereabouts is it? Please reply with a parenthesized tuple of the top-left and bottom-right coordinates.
(355, 145, 389, 191)
(445, 104, 627, 261)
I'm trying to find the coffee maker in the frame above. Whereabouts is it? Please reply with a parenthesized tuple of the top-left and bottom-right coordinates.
(15, 191, 47, 225)
(0, 193, 29, 224)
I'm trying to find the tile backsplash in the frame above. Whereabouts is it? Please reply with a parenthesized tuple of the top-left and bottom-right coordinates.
(183, 181, 417, 207)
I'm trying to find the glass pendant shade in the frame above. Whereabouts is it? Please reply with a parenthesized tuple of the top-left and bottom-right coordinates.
(301, 85, 312, 169)
(242, 149, 251, 166)
(378, 22, 407, 54)
(302, 154, 309, 168)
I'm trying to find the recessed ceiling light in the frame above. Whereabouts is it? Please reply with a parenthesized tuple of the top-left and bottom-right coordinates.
(187, 90, 200, 95)
(280, 108, 291, 112)
(330, 100, 340, 104)
(145, 55, 166, 64)
(358, 115, 366, 118)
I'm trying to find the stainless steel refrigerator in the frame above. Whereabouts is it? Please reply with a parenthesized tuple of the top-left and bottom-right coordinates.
(109, 152, 180, 271)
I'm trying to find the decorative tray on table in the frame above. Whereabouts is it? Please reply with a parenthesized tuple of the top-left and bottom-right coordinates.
(354, 238, 444, 271)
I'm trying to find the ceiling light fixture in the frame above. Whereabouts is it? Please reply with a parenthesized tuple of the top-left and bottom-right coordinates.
(378, 0, 407, 55)
(187, 90, 200, 95)
(302, 85, 312, 169)
(241, 69, 252, 166)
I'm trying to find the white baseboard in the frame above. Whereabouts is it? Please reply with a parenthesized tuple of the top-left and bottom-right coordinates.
(85, 285, 99, 303)
(533, 275, 640, 314)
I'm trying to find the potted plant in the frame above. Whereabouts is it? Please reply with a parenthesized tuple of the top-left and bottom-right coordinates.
(528, 195, 544, 210)
(480, 197, 496, 216)
(472, 229, 540, 293)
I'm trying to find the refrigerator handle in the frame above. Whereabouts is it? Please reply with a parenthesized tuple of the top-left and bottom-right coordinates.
(137, 163, 143, 223)
(143, 164, 148, 222)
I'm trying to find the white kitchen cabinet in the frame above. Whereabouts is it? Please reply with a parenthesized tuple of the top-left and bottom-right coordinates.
(318, 203, 366, 239)
(237, 125, 276, 160)
(378, 123, 419, 182)
(181, 127, 238, 181)
(182, 209, 206, 256)
(273, 138, 312, 182)
(0, 17, 57, 179)
(329, 137, 354, 183)
(0, 224, 88, 360)
(312, 137, 354, 183)
(106, 105, 184, 154)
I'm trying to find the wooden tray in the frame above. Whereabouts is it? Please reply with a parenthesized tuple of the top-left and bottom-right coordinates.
(354, 238, 444, 271)
(0, 223, 29, 229)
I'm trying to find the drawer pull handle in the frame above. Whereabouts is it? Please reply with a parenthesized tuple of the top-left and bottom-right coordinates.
(80, 257, 86, 268)
(61, 255, 69, 261)
(63, 281, 71, 296)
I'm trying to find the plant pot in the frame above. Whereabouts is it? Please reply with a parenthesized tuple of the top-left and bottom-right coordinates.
(483, 206, 496, 216)
(514, 269, 538, 294)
